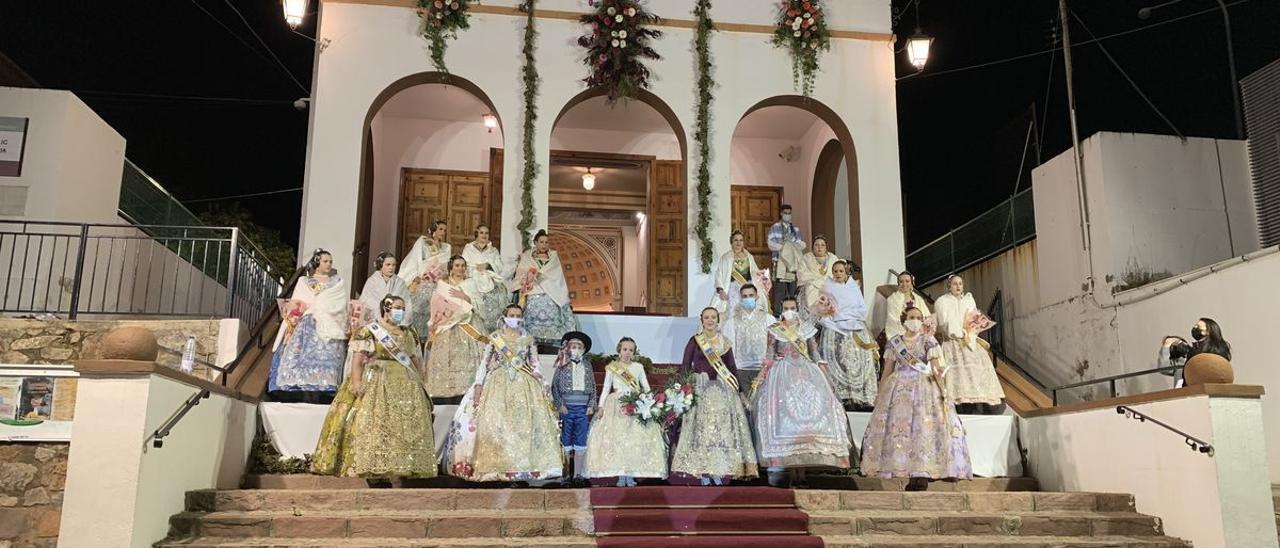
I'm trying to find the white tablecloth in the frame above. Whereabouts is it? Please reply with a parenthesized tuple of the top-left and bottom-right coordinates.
(261, 402, 458, 459)
(846, 411, 1022, 478)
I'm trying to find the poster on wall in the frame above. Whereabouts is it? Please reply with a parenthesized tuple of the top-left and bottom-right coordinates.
(51, 378, 78, 421)
(0, 378, 19, 419)
(0, 117, 28, 177)
(17, 376, 54, 420)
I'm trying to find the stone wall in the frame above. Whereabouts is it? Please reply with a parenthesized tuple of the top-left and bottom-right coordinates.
(0, 442, 68, 548)
(0, 319, 232, 381)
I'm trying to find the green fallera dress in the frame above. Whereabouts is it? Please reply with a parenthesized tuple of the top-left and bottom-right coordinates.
(310, 324, 437, 478)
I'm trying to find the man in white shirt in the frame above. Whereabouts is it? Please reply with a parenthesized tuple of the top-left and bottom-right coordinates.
(723, 284, 776, 393)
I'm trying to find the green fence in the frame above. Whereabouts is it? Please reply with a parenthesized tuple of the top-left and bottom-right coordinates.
(906, 188, 1036, 287)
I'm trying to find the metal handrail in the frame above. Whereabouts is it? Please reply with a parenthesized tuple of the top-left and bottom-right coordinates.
(1116, 405, 1214, 457)
(1049, 366, 1183, 405)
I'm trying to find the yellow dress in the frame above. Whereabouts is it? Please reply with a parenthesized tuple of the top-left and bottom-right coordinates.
(310, 325, 437, 478)
(585, 361, 668, 479)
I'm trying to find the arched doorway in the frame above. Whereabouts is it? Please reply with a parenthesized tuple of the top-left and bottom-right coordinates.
(730, 96, 861, 273)
(352, 73, 504, 287)
(547, 89, 687, 314)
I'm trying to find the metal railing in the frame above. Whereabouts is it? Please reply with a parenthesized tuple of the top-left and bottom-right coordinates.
(1048, 366, 1183, 405)
(906, 188, 1036, 287)
(1117, 405, 1214, 457)
(0, 221, 280, 326)
(118, 159, 205, 227)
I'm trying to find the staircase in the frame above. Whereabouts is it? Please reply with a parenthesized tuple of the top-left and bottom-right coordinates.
(591, 486, 821, 547)
(156, 488, 594, 547)
(798, 490, 1190, 547)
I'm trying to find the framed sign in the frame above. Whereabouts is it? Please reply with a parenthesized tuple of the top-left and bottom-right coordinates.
(0, 364, 77, 442)
(0, 117, 29, 177)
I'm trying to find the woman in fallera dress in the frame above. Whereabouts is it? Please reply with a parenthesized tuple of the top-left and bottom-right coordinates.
(310, 295, 436, 478)
(440, 304, 563, 482)
(753, 297, 853, 486)
(425, 256, 488, 400)
(356, 252, 413, 324)
(796, 235, 840, 325)
(935, 275, 1005, 412)
(861, 306, 972, 489)
(712, 230, 764, 315)
(399, 220, 452, 340)
(269, 249, 348, 400)
(586, 337, 668, 486)
(671, 308, 758, 485)
(514, 229, 579, 345)
(462, 224, 509, 333)
(816, 260, 880, 409)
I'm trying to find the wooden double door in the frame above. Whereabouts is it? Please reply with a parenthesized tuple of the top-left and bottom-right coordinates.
(399, 162, 503, 257)
(729, 185, 784, 272)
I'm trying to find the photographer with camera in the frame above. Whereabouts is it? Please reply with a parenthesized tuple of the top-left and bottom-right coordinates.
(1157, 318, 1233, 387)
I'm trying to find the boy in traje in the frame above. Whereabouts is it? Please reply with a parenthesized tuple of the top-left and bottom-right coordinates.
(551, 331, 597, 486)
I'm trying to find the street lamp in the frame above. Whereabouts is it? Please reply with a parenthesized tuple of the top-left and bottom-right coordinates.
(1138, 0, 1244, 139)
(906, 28, 933, 70)
(282, 0, 308, 29)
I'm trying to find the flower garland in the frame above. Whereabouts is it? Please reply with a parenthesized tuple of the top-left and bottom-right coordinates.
(577, 0, 663, 103)
(692, 0, 714, 273)
(416, 0, 472, 72)
(517, 0, 540, 250)
(770, 0, 832, 97)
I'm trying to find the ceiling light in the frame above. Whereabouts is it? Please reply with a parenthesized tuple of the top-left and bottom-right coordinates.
(582, 168, 596, 191)
(482, 113, 498, 133)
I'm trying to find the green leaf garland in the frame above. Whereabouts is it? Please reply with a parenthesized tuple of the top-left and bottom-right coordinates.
(416, 0, 472, 72)
(517, 0, 540, 250)
(693, 0, 715, 273)
(770, 0, 832, 96)
(577, 0, 663, 103)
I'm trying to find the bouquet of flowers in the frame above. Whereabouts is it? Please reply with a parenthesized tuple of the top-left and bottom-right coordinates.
(347, 300, 364, 332)
(659, 374, 696, 426)
(964, 308, 997, 335)
(518, 266, 539, 295)
(617, 374, 697, 427)
(813, 291, 837, 317)
(619, 390, 663, 425)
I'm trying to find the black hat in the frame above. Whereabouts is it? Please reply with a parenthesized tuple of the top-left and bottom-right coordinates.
(561, 331, 592, 353)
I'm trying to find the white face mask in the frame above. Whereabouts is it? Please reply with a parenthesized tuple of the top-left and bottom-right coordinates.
(904, 319, 923, 333)
(781, 309, 799, 321)
(781, 213, 793, 222)
(389, 309, 406, 324)
(503, 317, 523, 329)
(570, 348, 584, 360)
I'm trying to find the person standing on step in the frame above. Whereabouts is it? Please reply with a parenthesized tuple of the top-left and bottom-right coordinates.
(767, 205, 805, 315)
(712, 229, 765, 316)
(269, 248, 348, 402)
(861, 306, 972, 489)
(513, 229, 579, 346)
(356, 252, 413, 325)
(462, 224, 509, 333)
(311, 295, 436, 479)
(795, 235, 840, 326)
(551, 331, 597, 486)
(441, 303, 562, 482)
(935, 275, 1005, 414)
(587, 337, 668, 486)
(671, 308, 759, 485)
(753, 297, 853, 487)
(815, 260, 880, 410)
(722, 283, 775, 393)
(424, 256, 488, 402)
(399, 220, 451, 347)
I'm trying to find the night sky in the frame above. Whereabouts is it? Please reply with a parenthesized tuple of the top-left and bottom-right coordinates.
(2, 0, 1279, 252)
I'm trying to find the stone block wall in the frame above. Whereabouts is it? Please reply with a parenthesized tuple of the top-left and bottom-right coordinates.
(0, 443, 68, 548)
(0, 319, 230, 381)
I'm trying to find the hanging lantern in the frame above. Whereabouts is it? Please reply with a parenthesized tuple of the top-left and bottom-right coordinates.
(582, 168, 596, 191)
(482, 113, 498, 133)
(906, 28, 933, 70)
(282, 0, 308, 29)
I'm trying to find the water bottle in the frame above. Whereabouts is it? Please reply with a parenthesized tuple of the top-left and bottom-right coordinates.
(180, 336, 197, 374)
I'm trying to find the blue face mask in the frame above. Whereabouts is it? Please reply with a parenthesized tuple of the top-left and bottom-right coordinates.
(741, 297, 757, 311)
(390, 309, 406, 324)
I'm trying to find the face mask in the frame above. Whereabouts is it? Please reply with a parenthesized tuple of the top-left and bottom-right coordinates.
(504, 317, 523, 329)
(781, 309, 799, 321)
(570, 349, 584, 360)
(904, 319, 923, 333)
(389, 309, 406, 324)
(741, 297, 756, 311)
(1191, 326, 1205, 341)
(781, 213, 793, 222)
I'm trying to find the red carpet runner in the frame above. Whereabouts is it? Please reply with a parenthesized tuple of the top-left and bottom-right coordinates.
(591, 486, 823, 547)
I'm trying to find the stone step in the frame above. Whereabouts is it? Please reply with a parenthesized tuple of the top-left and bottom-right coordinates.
(167, 510, 594, 539)
(186, 488, 590, 513)
(806, 510, 1164, 536)
(820, 535, 1191, 547)
(806, 475, 1041, 491)
(154, 536, 595, 547)
(795, 490, 1135, 513)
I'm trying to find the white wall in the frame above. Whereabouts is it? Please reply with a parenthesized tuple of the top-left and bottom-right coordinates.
(621, 224, 643, 308)
(551, 126, 681, 160)
(1023, 393, 1277, 548)
(729, 135, 810, 235)
(301, 0, 903, 316)
(833, 159, 852, 260)
(0, 87, 125, 224)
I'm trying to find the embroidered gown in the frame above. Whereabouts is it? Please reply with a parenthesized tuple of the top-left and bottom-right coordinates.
(269, 274, 348, 394)
(310, 324, 436, 478)
(586, 360, 668, 479)
(441, 330, 563, 481)
(818, 278, 879, 406)
(754, 323, 852, 469)
(424, 277, 487, 398)
(398, 238, 451, 338)
(462, 241, 509, 332)
(515, 251, 579, 345)
(860, 334, 972, 480)
(796, 252, 839, 325)
(670, 333, 759, 479)
(711, 251, 763, 316)
(935, 293, 1005, 405)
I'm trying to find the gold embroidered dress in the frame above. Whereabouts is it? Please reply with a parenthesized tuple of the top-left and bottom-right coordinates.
(398, 237, 451, 337)
(586, 360, 668, 479)
(796, 252, 839, 324)
(670, 333, 758, 479)
(935, 293, 1005, 405)
(425, 276, 487, 398)
(310, 324, 436, 478)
